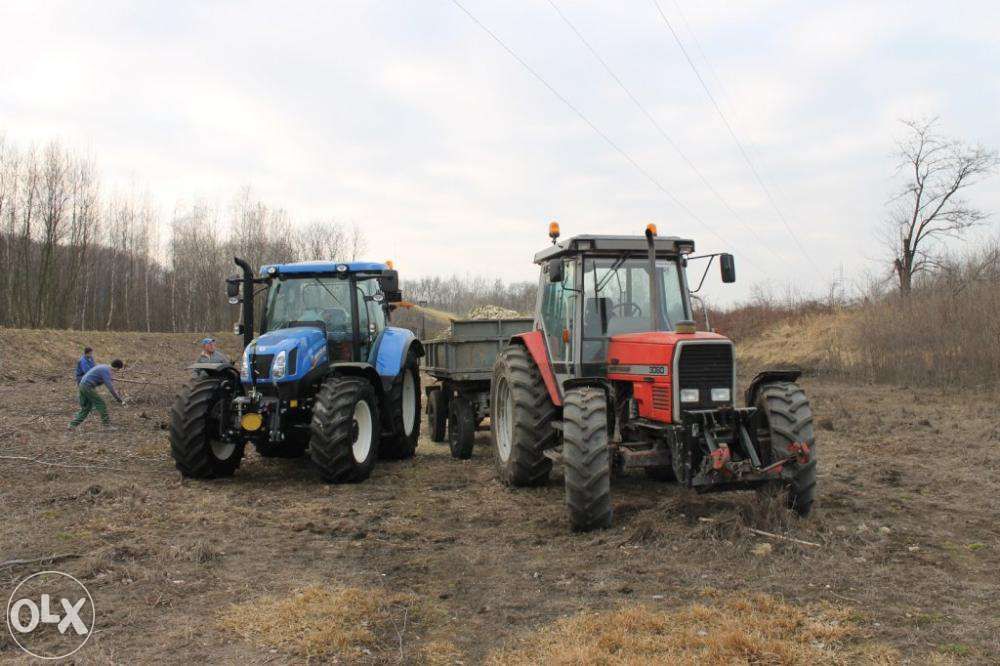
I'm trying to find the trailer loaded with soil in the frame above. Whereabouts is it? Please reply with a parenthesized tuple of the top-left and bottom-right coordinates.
(422, 318, 532, 458)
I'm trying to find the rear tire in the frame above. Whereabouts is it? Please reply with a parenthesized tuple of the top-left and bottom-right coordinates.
(448, 396, 476, 459)
(380, 351, 421, 460)
(428, 388, 448, 443)
(563, 386, 613, 531)
(490, 345, 555, 486)
(755, 382, 817, 517)
(310, 376, 379, 483)
(169, 376, 244, 478)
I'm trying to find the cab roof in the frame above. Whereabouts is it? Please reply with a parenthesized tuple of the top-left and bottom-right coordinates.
(533, 235, 694, 264)
(259, 261, 390, 277)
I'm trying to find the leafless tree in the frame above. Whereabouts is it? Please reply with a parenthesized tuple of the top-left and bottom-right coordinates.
(886, 118, 1000, 294)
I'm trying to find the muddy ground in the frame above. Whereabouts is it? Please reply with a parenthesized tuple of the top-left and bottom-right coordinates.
(0, 330, 998, 663)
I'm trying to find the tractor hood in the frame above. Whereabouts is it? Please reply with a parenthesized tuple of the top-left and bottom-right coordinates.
(608, 330, 730, 366)
(252, 326, 326, 355)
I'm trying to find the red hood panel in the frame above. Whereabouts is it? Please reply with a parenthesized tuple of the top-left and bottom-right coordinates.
(610, 331, 728, 346)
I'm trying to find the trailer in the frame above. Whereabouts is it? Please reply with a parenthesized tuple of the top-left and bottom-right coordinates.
(423, 317, 533, 459)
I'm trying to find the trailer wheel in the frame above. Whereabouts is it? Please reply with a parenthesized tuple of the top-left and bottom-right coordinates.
(380, 351, 421, 460)
(448, 396, 476, 459)
(490, 345, 555, 486)
(563, 386, 613, 531)
(428, 388, 448, 443)
(755, 381, 817, 517)
(310, 376, 379, 483)
(170, 376, 244, 478)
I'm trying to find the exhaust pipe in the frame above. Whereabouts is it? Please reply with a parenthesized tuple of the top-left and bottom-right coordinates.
(234, 257, 255, 348)
(645, 225, 663, 332)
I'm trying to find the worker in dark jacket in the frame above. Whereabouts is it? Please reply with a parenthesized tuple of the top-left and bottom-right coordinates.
(75, 347, 96, 384)
(69, 359, 125, 430)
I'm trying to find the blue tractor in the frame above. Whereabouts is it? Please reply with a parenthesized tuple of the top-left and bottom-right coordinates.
(169, 257, 423, 483)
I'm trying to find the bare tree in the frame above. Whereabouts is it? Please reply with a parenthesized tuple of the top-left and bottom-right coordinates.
(886, 118, 1000, 294)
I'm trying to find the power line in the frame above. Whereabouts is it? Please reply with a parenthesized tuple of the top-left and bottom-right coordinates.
(448, 0, 764, 273)
(545, 0, 786, 267)
(650, 0, 821, 273)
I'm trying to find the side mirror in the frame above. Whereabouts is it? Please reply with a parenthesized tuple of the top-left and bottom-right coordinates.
(378, 271, 402, 302)
(548, 259, 564, 284)
(720, 253, 736, 283)
(226, 279, 240, 299)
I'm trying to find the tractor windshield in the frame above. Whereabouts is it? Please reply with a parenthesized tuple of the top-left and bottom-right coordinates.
(581, 257, 688, 361)
(263, 277, 354, 339)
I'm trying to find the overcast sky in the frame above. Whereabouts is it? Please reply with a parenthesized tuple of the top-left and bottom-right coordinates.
(2, 0, 999, 303)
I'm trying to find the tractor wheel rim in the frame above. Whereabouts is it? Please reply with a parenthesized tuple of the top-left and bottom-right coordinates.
(402, 370, 416, 435)
(211, 439, 236, 460)
(495, 377, 512, 462)
(352, 400, 373, 463)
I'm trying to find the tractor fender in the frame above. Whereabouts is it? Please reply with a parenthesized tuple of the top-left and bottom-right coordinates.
(187, 362, 241, 384)
(745, 369, 803, 406)
(370, 327, 424, 385)
(510, 330, 562, 406)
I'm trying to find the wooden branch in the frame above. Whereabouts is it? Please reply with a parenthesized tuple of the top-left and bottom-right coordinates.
(0, 553, 81, 569)
(748, 528, 821, 548)
(0, 455, 125, 472)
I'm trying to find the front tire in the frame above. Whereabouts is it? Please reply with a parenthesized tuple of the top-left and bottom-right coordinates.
(380, 351, 421, 460)
(563, 386, 613, 531)
(755, 382, 817, 517)
(310, 376, 379, 483)
(169, 376, 244, 478)
(490, 345, 555, 487)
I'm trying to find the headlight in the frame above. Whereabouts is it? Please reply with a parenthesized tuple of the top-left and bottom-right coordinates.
(240, 349, 251, 381)
(271, 350, 287, 379)
(680, 388, 699, 403)
(711, 388, 731, 402)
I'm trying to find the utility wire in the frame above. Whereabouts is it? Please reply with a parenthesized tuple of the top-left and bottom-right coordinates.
(546, 0, 785, 268)
(650, 0, 821, 272)
(448, 0, 765, 273)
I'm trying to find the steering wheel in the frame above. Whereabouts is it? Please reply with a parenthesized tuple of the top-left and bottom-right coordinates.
(611, 301, 643, 317)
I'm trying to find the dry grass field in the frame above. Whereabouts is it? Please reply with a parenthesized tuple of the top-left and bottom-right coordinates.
(0, 328, 998, 663)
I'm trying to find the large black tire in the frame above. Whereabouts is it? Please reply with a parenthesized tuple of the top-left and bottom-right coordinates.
(169, 376, 244, 478)
(380, 352, 421, 460)
(563, 386, 613, 531)
(255, 428, 309, 458)
(448, 395, 476, 460)
(755, 382, 817, 517)
(490, 345, 555, 486)
(428, 388, 448, 443)
(310, 376, 379, 483)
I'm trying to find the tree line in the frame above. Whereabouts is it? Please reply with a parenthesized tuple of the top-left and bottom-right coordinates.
(0, 138, 367, 333)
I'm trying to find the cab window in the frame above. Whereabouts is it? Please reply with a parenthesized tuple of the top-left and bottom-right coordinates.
(539, 260, 577, 365)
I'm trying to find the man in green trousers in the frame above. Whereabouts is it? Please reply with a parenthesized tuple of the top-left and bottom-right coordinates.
(69, 359, 126, 430)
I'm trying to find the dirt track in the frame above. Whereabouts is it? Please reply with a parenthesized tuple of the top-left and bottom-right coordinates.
(1, 330, 998, 663)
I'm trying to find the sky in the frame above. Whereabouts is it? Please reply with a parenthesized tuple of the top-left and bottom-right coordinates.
(2, 0, 999, 304)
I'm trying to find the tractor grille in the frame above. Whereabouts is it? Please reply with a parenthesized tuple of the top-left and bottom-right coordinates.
(251, 353, 274, 379)
(676, 343, 734, 410)
(652, 386, 671, 411)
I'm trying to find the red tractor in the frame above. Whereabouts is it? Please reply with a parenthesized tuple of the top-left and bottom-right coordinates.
(490, 224, 816, 531)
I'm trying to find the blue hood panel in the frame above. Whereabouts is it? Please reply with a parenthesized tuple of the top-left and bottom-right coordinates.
(245, 327, 329, 383)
